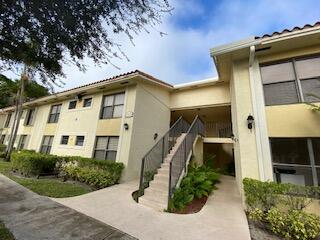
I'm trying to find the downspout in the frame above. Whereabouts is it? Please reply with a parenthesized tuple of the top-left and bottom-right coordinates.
(248, 45, 265, 181)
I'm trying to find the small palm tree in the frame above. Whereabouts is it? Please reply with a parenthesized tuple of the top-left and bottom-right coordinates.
(306, 79, 320, 112)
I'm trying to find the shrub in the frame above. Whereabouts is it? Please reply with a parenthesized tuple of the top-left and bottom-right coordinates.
(248, 208, 265, 222)
(243, 178, 289, 212)
(243, 178, 318, 212)
(168, 166, 220, 212)
(63, 164, 124, 189)
(0, 144, 6, 153)
(10, 151, 124, 189)
(266, 208, 320, 240)
(11, 151, 59, 176)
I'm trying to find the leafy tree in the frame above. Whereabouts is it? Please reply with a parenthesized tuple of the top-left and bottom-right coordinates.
(0, 74, 49, 109)
(0, 0, 171, 159)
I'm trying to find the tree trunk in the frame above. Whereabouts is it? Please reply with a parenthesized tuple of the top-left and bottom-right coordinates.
(5, 67, 27, 160)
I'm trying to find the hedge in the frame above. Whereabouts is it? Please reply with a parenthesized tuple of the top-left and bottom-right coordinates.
(10, 151, 124, 189)
(244, 178, 320, 240)
(11, 150, 60, 176)
(63, 165, 123, 189)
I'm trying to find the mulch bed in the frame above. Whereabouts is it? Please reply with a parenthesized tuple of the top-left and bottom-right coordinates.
(247, 218, 282, 240)
(174, 196, 208, 214)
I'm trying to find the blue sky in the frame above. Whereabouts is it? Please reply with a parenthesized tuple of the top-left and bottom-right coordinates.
(5, 0, 320, 90)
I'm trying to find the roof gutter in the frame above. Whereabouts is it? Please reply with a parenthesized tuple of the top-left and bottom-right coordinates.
(210, 37, 261, 57)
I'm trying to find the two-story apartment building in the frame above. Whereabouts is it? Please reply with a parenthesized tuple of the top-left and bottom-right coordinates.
(0, 22, 319, 209)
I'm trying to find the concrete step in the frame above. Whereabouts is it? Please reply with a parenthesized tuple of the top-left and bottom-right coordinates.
(152, 176, 169, 185)
(154, 174, 169, 182)
(139, 197, 167, 212)
(144, 186, 167, 196)
(157, 167, 169, 175)
(149, 180, 169, 191)
(142, 191, 168, 203)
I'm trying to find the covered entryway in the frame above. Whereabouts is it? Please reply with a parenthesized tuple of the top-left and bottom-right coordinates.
(171, 105, 235, 176)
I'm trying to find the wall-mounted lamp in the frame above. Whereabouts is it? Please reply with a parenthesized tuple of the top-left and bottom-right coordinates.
(124, 123, 129, 130)
(154, 133, 158, 140)
(247, 115, 254, 130)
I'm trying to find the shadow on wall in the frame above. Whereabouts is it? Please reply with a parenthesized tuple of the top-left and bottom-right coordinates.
(204, 143, 234, 176)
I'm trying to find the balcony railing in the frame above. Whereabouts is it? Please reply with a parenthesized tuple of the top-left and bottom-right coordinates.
(168, 115, 205, 202)
(205, 122, 232, 138)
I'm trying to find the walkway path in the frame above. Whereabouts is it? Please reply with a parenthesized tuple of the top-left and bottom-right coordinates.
(54, 175, 251, 240)
(0, 174, 136, 240)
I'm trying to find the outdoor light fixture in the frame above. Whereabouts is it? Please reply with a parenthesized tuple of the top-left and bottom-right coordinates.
(154, 133, 158, 140)
(124, 123, 129, 130)
(247, 115, 254, 130)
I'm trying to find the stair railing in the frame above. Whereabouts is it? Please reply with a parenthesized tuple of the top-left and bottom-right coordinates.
(138, 116, 190, 195)
(168, 115, 205, 203)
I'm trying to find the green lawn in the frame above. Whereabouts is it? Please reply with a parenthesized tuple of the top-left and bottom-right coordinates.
(0, 222, 15, 240)
(0, 160, 91, 198)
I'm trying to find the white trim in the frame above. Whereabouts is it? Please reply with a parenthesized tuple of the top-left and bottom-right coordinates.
(210, 37, 260, 56)
(307, 139, 319, 187)
(173, 77, 219, 89)
(248, 45, 273, 181)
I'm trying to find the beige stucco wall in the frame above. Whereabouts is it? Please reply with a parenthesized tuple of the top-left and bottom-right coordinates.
(231, 60, 260, 189)
(266, 104, 320, 137)
(51, 94, 102, 157)
(123, 82, 171, 181)
(193, 137, 204, 166)
(170, 82, 230, 110)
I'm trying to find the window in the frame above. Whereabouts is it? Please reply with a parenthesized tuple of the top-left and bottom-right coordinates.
(60, 135, 69, 145)
(75, 136, 85, 146)
(68, 100, 77, 109)
(83, 98, 92, 107)
(4, 113, 12, 128)
(93, 136, 119, 161)
(271, 138, 320, 187)
(18, 135, 27, 150)
(48, 104, 62, 123)
(40, 136, 54, 154)
(100, 93, 125, 119)
(296, 56, 320, 103)
(0, 135, 5, 144)
(260, 55, 320, 106)
(25, 109, 35, 126)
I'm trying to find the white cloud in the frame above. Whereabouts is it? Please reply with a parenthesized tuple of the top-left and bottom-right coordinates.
(2, 0, 320, 91)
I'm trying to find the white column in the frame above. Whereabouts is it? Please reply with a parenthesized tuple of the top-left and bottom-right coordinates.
(248, 46, 273, 181)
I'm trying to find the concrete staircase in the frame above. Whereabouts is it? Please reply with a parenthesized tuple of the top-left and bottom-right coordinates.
(139, 134, 186, 211)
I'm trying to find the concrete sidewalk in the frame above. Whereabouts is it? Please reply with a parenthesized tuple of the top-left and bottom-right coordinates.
(0, 174, 136, 240)
(54, 175, 251, 240)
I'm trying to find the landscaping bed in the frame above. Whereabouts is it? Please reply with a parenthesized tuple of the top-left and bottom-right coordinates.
(168, 166, 220, 213)
(244, 178, 320, 240)
(0, 160, 91, 197)
(0, 150, 124, 198)
(174, 196, 208, 214)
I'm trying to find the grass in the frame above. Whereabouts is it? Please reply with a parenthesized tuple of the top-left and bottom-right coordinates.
(0, 222, 15, 240)
(0, 160, 91, 198)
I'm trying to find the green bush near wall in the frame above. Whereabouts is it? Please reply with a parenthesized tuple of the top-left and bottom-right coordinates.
(10, 151, 124, 189)
(243, 178, 320, 240)
(11, 150, 59, 176)
(63, 165, 123, 189)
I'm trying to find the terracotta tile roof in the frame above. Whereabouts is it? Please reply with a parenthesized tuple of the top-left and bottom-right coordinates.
(0, 70, 172, 112)
(56, 69, 172, 95)
(255, 21, 320, 39)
